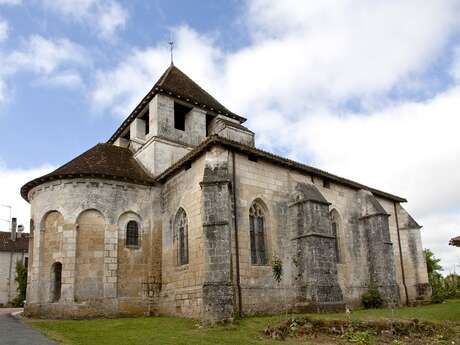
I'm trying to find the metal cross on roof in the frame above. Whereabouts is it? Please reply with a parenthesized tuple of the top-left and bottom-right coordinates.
(168, 33, 174, 65)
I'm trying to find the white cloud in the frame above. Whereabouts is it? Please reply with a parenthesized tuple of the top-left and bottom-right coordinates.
(6, 35, 88, 74)
(90, 0, 460, 272)
(295, 87, 460, 273)
(0, 165, 54, 234)
(40, 0, 128, 40)
(36, 70, 84, 89)
(91, 26, 221, 115)
(0, 19, 8, 42)
(0, 35, 88, 104)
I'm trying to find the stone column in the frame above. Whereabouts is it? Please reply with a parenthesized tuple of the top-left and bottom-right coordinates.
(289, 183, 344, 312)
(104, 224, 118, 298)
(200, 163, 234, 324)
(358, 190, 399, 304)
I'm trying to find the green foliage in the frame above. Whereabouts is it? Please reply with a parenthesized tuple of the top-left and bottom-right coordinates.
(424, 249, 443, 276)
(344, 327, 372, 345)
(11, 260, 27, 307)
(433, 334, 450, 344)
(423, 249, 455, 303)
(28, 299, 460, 345)
(271, 255, 283, 284)
(444, 274, 460, 298)
(361, 288, 383, 309)
(391, 340, 405, 345)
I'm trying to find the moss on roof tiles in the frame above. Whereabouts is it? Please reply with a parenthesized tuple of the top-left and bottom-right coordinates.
(21, 144, 154, 201)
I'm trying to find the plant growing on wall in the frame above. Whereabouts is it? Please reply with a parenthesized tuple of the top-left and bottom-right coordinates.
(272, 254, 288, 318)
(272, 255, 283, 284)
(11, 260, 27, 307)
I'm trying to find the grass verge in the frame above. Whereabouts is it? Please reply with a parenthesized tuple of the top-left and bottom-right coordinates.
(27, 299, 460, 345)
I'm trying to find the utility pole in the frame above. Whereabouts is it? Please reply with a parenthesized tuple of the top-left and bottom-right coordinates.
(0, 204, 12, 232)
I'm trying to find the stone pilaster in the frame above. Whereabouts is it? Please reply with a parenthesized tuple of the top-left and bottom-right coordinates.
(104, 224, 118, 298)
(289, 183, 344, 311)
(61, 223, 76, 302)
(200, 163, 234, 324)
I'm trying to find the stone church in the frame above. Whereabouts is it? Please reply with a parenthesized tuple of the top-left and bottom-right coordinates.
(21, 64, 430, 323)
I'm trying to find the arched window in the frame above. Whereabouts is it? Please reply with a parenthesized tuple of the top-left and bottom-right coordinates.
(249, 201, 268, 265)
(330, 209, 342, 263)
(126, 220, 139, 246)
(51, 262, 62, 302)
(175, 208, 188, 266)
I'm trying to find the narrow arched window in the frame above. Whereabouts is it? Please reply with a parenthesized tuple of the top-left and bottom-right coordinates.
(126, 220, 139, 246)
(330, 209, 342, 263)
(249, 202, 268, 265)
(51, 262, 62, 302)
(175, 208, 188, 265)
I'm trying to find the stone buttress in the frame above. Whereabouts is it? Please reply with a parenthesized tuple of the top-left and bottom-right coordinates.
(358, 190, 400, 304)
(200, 160, 234, 324)
(289, 183, 344, 311)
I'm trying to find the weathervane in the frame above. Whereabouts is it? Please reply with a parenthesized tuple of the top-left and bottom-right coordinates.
(168, 33, 174, 65)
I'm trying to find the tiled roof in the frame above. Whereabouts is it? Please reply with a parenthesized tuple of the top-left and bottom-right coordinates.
(21, 144, 155, 201)
(155, 135, 407, 202)
(0, 232, 29, 252)
(449, 236, 460, 247)
(107, 64, 245, 144)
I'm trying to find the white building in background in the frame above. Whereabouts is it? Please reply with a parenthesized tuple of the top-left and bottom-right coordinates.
(0, 230, 28, 306)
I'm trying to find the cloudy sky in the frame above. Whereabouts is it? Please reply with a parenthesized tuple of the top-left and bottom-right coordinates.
(0, 0, 459, 274)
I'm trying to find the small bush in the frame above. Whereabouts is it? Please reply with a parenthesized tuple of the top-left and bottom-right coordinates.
(345, 327, 372, 345)
(361, 288, 383, 309)
(11, 260, 27, 307)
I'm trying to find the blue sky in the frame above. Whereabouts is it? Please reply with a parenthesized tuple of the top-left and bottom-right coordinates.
(1, 0, 460, 273)
(0, 0, 247, 168)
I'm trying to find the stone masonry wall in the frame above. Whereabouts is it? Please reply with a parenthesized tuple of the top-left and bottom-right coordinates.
(231, 151, 427, 313)
(159, 154, 206, 318)
(25, 178, 159, 318)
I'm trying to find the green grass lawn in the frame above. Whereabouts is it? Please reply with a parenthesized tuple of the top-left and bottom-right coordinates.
(28, 299, 460, 345)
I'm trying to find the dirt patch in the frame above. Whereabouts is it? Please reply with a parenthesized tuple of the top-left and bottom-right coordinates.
(262, 317, 457, 344)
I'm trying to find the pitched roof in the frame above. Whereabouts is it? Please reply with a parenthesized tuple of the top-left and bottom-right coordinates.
(107, 64, 245, 144)
(0, 232, 29, 252)
(21, 144, 154, 201)
(156, 135, 407, 202)
(449, 236, 460, 247)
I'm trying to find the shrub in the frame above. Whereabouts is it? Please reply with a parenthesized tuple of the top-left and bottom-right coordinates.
(361, 288, 383, 309)
(11, 260, 27, 307)
(345, 327, 372, 345)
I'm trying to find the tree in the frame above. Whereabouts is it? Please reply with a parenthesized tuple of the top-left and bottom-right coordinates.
(424, 249, 443, 277)
(424, 249, 446, 303)
(11, 260, 27, 307)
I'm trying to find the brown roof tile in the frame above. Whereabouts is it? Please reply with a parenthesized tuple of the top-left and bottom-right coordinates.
(449, 236, 460, 247)
(21, 144, 154, 201)
(108, 64, 245, 144)
(0, 232, 29, 252)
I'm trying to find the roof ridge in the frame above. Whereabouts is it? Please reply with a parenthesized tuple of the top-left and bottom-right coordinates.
(156, 64, 175, 87)
(155, 135, 406, 202)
